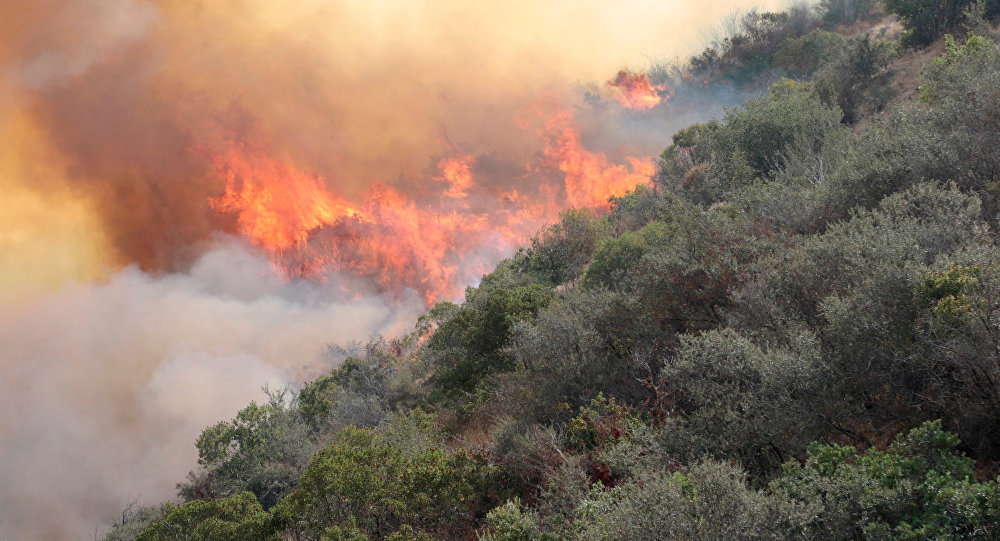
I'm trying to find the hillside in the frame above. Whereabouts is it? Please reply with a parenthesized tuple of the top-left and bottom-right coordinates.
(106, 1, 1000, 539)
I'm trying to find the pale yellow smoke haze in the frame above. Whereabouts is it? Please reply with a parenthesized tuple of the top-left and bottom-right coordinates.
(0, 112, 113, 303)
(0, 0, 791, 538)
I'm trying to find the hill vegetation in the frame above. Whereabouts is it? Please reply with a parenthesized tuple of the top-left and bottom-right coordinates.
(106, 1, 1000, 539)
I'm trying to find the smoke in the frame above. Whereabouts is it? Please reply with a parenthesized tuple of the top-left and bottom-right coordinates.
(0, 240, 424, 540)
(0, 0, 795, 538)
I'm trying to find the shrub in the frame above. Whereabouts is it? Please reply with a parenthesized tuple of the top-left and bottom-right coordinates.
(773, 421, 1000, 539)
(814, 35, 898, 123)
(136, 492, 278, 541)
(774, 29, 850, 76)
(429, 283, 553, 397)
(882, 0, 1000, 46)
(274, 426, 488, 540)
(658, 328, 827, 476)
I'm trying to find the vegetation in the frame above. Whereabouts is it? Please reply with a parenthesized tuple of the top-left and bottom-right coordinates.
(105, 3, 1000, 540)
(883, 0, 1000, 46)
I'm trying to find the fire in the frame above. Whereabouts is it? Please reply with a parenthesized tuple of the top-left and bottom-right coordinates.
(203, 135, 527, 304)
(436, 154, 474, 198)
(206, 138, 360, 252)
(205, 100, 652, 305)
(608, 69, 669, 110)
(537, 109, 655, 208)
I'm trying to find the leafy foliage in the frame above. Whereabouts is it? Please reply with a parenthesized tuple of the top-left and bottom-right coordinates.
(774, 421, 1000, 539)
(428, 283, 553, 397)
(274, 425, 489, 540)
(660, 79, 842, 204)
(136, 492, 277, 541)
(882, 0, 1000, 46)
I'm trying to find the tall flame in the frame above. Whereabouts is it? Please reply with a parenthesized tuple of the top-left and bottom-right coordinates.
(538, 109, 656, 208)
(207, 139, 360, 252)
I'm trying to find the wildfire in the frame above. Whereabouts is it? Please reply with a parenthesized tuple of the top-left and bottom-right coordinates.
(205, 101, 652, 305)
(608, 69, 669, 110)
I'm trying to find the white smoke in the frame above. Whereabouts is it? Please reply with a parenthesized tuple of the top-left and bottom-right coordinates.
(0, 238, 424, 540)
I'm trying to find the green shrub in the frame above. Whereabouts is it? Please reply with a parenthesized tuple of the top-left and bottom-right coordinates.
(275, 426, 488, 540)
(774, 29, 850, 76)
(882, 0, 1000, 46)
(582, 221, 673, 290)
(774, 420, 1000, 539)
(136, 492, 277, 541)
(429, 284, 553, 397)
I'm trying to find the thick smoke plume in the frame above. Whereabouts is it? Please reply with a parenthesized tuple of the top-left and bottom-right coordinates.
(0, 0, 789, 538)
(0, 242, 425, 540)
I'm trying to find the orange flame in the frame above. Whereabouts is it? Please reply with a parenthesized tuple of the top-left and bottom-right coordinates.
(207, 141, 360, 252)
(538, 109, 655, 208)
(436, 154, 474, 198)
(205, 103, 652, 305)
(608, 70, 669, 110)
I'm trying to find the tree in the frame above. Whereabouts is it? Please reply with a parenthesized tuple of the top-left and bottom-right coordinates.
(513, 209, 612, 286)
(661, 79, 843, 204)
(915, 259, 1000, 457)
(814, 35, 898, 123)
(183, 397, 313, 509)
(774, 29, 850, 76)
(429, 284, 553, 397)
(582, 220, 674, 290)
(819, 0, 879, 24)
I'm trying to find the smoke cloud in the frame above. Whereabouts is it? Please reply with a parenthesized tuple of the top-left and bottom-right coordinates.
(0, 240, 424, 539)
(0, 0, 792, 538)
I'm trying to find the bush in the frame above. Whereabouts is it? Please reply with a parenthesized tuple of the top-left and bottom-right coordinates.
(182, 395, 314, 509)
(819, 0, 879, 25)
(274, 426, 488, 540)
(429, 283, 553, 397)
(774, 29, 850, 76)
(915, 257, 1000, 458)
(814, 35, 898, 123)
(882, 0, 1000, 46)
(661, 79, 843, 204)
(582, 220, 674, 290)
(773, 420, 1000, 539)
(479, 499, 556, 541)
(136, 492, 278, 541)
(658, 328, 827, 476)
(511, 209, 612, 286)
(574, 461, 792, 540)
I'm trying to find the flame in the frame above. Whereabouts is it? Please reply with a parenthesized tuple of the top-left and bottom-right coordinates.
(538, 109, 655, 208)
(206, 138, 360, 252)
(436, 154, 474, 198)
(204, 101, 652, 305)
(203, 134, 530, 304)
(608, 69, 669, 110)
